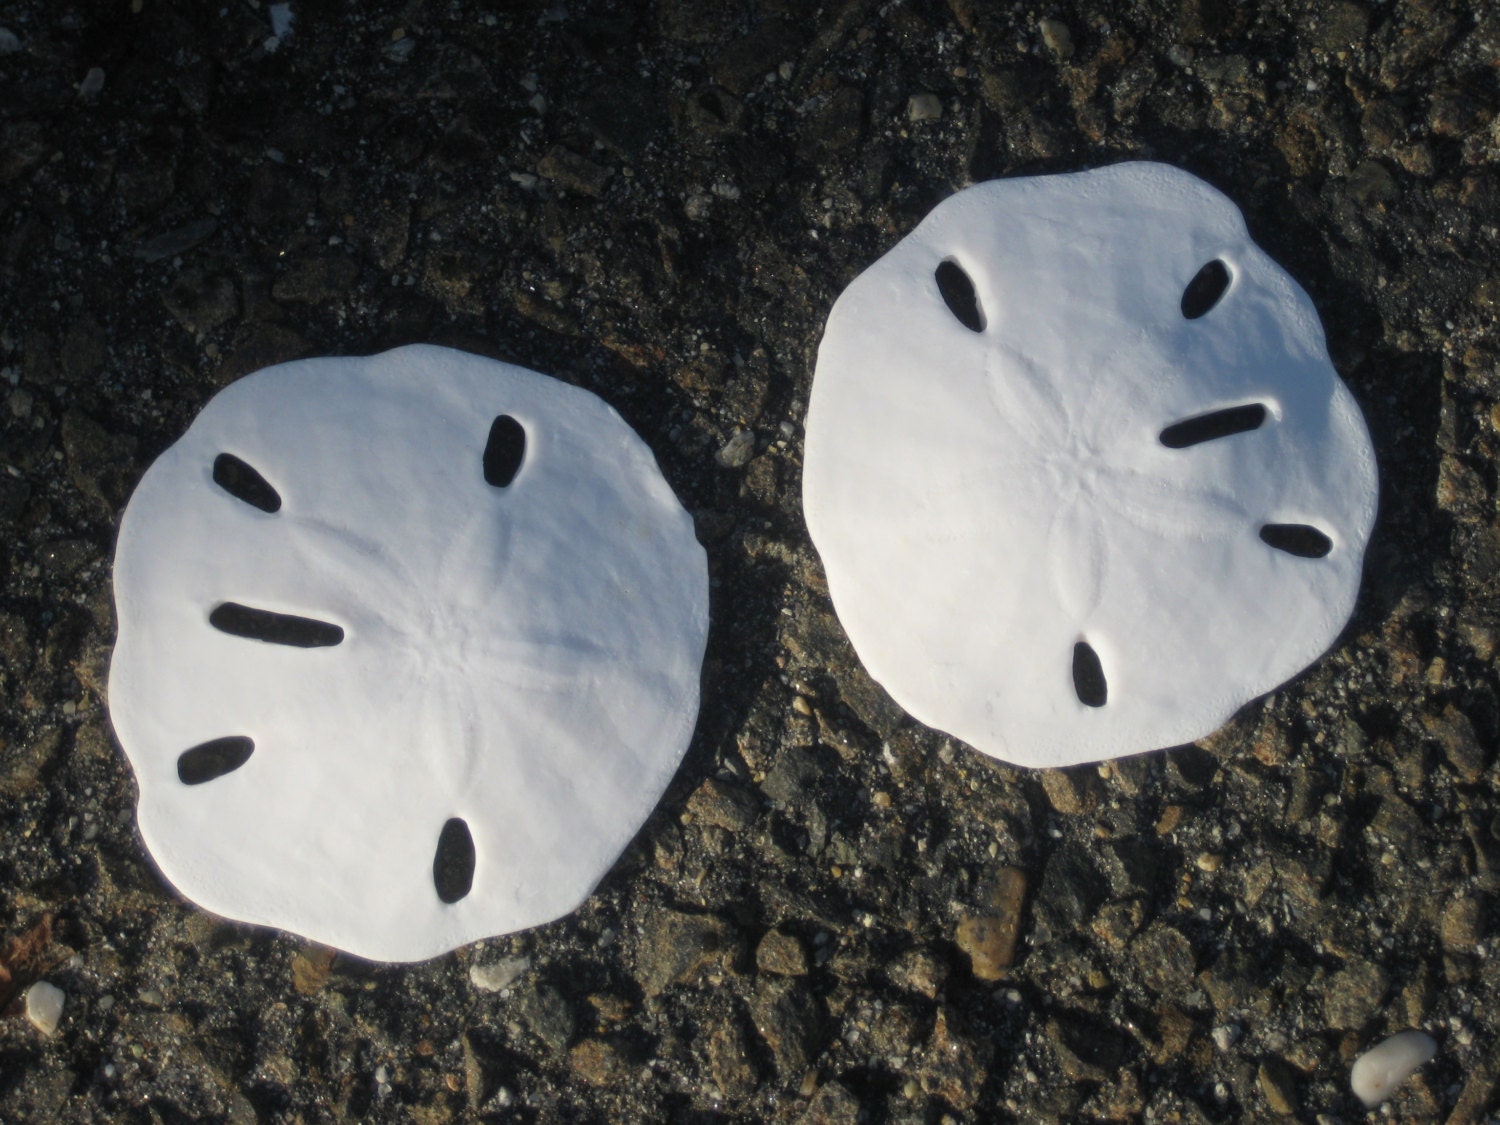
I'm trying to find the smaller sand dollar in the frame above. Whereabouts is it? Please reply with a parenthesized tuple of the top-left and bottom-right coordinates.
(803, 162, 1378, 768)
(108, 345, 709, 961)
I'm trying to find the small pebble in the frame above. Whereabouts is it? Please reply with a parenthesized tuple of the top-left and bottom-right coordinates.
(1350, 1030, 1438, 1107)
(1038, 18, 1074, 60)
(907, 93, 943, 122)
(269, 3, 294, 40)
(469, 954, 531, 993)
(716, 429, 755, 468)
(1211, 1023, 1240, 1051)
(78, 67, 105, 101)
(26, 981, 65, 1036)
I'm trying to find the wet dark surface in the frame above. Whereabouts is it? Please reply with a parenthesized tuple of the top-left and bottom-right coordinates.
(1, 1, 1497, 1121)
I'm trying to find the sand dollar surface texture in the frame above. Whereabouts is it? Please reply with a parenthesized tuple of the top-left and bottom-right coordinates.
(803, 162, 1378, 768)
(108, 344, 709, 961)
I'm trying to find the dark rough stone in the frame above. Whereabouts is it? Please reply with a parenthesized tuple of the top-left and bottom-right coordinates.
(756, 927, 809, 976)
(131, 217, 218, 262)
(1322, 959, 1388, 1029)
(576, 77, 667, 159)
(1131, 923, 1197, 996)
(60, 410, 138, 515)
(271, 252, 360, 304)
(1422, 705, 1489, 783)
(915, 1008, 991, 1112)
(707, 1014, 759, 1098)
(635, 910, 738, 996)
(799, 87, 863, 159)
(1099, 836, 1167, 899)
(715, 21, 801, 93)
(1048, 1014, 1129, 1081)
(60, 316, 107, 384)
(829, 660, 906, 739)
(762, 744, 823, 806)
(164, 272, 240, 336)
(748, 978, 823, 1076)
(1033, 841, 1108, 942)
(537, 146, 612, 197)
(687, 777, 759, 833)
(801, 1078, 860, 1124)
(515, 983, 576, 1054)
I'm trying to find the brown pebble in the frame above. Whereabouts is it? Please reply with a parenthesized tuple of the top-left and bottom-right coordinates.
(290, 945, 335, 995)
(756, 928, 810, 976)
(1258, 1059, 1297, 1115)
(569, 1038, 632, 1086)
(955, 866, 1027, 980)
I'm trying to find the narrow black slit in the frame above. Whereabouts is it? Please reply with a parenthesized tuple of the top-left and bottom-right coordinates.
(209, 603, 344, 647)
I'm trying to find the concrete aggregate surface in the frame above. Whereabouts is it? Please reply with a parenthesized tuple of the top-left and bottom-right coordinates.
(1, 0, 1498, 1121)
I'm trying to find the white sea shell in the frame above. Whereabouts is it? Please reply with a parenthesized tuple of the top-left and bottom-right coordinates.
(803, 162, 1378, 767)
(108, 345, 709, 961)
(1350, 1030, 1438, 1107)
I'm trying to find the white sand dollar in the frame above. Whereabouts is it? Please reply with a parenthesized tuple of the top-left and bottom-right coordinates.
(108, 345, 708, 961)
(803, 162, 1378, 768)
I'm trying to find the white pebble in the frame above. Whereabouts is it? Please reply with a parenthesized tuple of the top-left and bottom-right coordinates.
(268, 3, 294, 39)
(25, 981, 65, 1036)
(468, 954, 530, 993)
(78, 67, 105, 101)
(907, 93, 943, 122)
(1350, 1030, 1438, 1107)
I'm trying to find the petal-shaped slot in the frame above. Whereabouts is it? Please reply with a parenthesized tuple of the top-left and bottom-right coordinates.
(1181, 259, 1231, 319)
(1159, 403, 1267, 449)
(209, 602, 344, 647)
(178, 736, 255, 785)
(483, 415, 527, 487)
(433, 817, 476, 903)
(212, 453, 282, 513)
(935, 259, 985, 333)
(1259, 523, 1333, 558)
(1072, 641, 1108, 707)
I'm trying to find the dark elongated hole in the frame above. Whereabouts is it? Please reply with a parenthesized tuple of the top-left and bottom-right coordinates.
(1259, 524, 1333, 558)
(433, 818, 476, 903)
(935, 259, 984, 333)
(1072, 642, 1108, 707)
(212, 453, 281, 513)
(1181, 259, 1231, 319)
(209, 603, 344, 647)
(483, 415, 526, 487)
(1159, 403, 1268, 448)
(178, 736, 254, 785)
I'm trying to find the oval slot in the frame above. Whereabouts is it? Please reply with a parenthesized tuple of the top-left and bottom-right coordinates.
(1181, 259, 1231, 319)
(178, 736, 255, 785)
(209, 603, 344, 648)
(483, 415, 527, 488)
(1072, 641, 1108, 708)
(433, 818, 476, 903)
(1160, 404, 1267, 449)
(212, 453, 282, 513)
(1259, 524, 1333, 558)
(935, 259, 985, 333)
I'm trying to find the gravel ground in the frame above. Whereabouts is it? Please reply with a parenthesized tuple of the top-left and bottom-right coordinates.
(1, 1, 1498, 1122)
